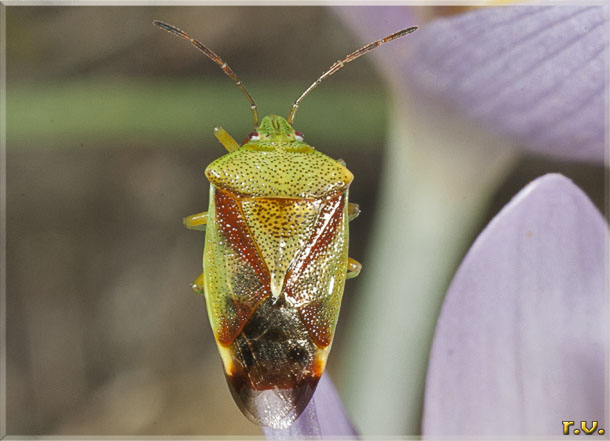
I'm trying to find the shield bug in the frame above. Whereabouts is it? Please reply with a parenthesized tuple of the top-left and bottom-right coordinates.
(154, 20, 417, 429)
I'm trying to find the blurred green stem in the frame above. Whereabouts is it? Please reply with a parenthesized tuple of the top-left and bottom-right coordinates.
(6, 79, 386, 148)
(340, 93, 517, 435)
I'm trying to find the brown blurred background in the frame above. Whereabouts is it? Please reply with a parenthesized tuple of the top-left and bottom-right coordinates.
(6, 6, 391, 436)
(4, 5, 606, 437)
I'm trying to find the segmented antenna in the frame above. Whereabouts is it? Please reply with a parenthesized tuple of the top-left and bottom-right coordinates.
(153, 20, 260, 127)
(287, 26, 418, 125)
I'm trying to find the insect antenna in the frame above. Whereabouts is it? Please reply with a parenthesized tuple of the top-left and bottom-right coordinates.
(153, 20, 260, 127)
(287, 26, 418, 125)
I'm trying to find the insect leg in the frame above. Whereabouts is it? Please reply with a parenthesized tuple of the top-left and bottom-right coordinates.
(184, 212, 208, 231)
(214, 126, 240, 153)
(348, 203, 360, 222)
(191, 272, 204, 295)
(346, 257, 362, 279)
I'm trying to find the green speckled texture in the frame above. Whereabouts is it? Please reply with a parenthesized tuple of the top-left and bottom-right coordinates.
(205, 115, 353, 198)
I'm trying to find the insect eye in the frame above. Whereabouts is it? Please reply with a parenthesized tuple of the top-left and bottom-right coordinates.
(294, 131, 305, 142)
(248, 131, 260, 141)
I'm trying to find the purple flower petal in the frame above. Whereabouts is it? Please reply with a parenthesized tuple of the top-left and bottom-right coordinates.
(263, 374, 357, 440)
(423, 174, 609, 436)
(335, 7, 417, 83)
(338, 6, 610, 162)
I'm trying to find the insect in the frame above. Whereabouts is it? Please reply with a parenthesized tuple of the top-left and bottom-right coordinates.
(154, 20, 418, 429)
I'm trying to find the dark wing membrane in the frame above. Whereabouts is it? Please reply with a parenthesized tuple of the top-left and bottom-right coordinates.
(204, 188, 271, 346)
(283, 193, 349, 347)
